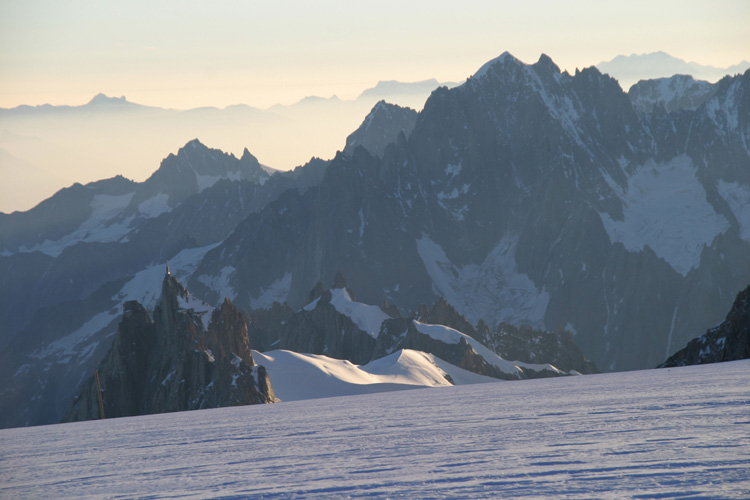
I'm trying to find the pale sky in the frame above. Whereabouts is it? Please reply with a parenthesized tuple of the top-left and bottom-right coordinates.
(1, 0, 748, 109)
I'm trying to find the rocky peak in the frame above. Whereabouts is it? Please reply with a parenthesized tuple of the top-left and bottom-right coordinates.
(472, 51, 522, 79)
(205, 297, 255, 366)
(344, 100, 418, 158)
(416, 297, 476, 337)
(308, 281, 326, 304)
(126, 139, 270, 216)
(85, 93, 137, 110)
(532, 53, 562, 78)
(332, 271, 356, 301)
(64, 272, 275, 423)
(660, 285, 750, 367)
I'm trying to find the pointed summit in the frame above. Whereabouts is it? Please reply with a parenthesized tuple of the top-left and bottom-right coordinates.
(344, 100, 418, 157)
(533, 53, 561, 76)
(473, 51, 522, 79)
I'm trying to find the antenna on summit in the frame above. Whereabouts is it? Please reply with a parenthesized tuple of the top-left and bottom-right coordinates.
(166, 261, 171, 275)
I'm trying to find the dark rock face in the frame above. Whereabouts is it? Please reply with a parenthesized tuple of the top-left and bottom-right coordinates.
(660, 285, 750, 367)
(253, 289, 378, 366)
(64, 271, 275, 423)
(475, 323, 598, 374)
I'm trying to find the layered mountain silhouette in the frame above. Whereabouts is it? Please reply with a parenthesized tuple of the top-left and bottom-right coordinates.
(596, 51, 750, 90)
(0, 80, 454, 213)
(1, 52, 748, 428)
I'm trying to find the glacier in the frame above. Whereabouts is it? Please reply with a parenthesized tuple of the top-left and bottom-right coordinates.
(1, 360, 747, 499)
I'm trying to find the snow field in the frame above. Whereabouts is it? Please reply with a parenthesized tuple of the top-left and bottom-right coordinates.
(1, 360, 748, 499)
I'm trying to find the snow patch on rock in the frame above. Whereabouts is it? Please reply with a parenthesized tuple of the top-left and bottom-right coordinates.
(30, 310, 119, 364)
(138, 193, 170, 218)
(20, 192, 135, 257)
(599, 155, 729, 276)
(249, 272, 292, 310)
(197, 266, 237, 302)
(416, 235, 549, 328)
(413, 321, 526, 376)
(118, 243, 220, 309)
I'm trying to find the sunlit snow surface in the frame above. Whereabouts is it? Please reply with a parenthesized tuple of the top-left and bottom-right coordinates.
(2, 361, 749, 499)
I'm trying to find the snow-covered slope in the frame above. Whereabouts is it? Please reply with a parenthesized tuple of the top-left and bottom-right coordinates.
(253, 348, 496, 401)
(2, 360, 747, 499)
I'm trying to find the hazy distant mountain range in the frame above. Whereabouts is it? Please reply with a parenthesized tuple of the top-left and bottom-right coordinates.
(1, 51, 747, 428)
(2, 51, 746, 213)
(0, 80, 456, 213)
(597, 51, 750, 90)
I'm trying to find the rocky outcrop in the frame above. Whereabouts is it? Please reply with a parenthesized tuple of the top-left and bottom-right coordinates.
(250, 276, 378, 365)
(64, 269, 275, 423)
(660, 285, 750, 367)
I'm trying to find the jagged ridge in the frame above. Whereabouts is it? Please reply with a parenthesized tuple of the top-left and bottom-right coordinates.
(64, 268, 275, 422)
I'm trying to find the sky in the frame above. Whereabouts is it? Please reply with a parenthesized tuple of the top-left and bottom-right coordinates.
(1, 0, 749, 110)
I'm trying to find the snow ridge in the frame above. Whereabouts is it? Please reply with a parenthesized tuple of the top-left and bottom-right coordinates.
(329, 288, 390, 338)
